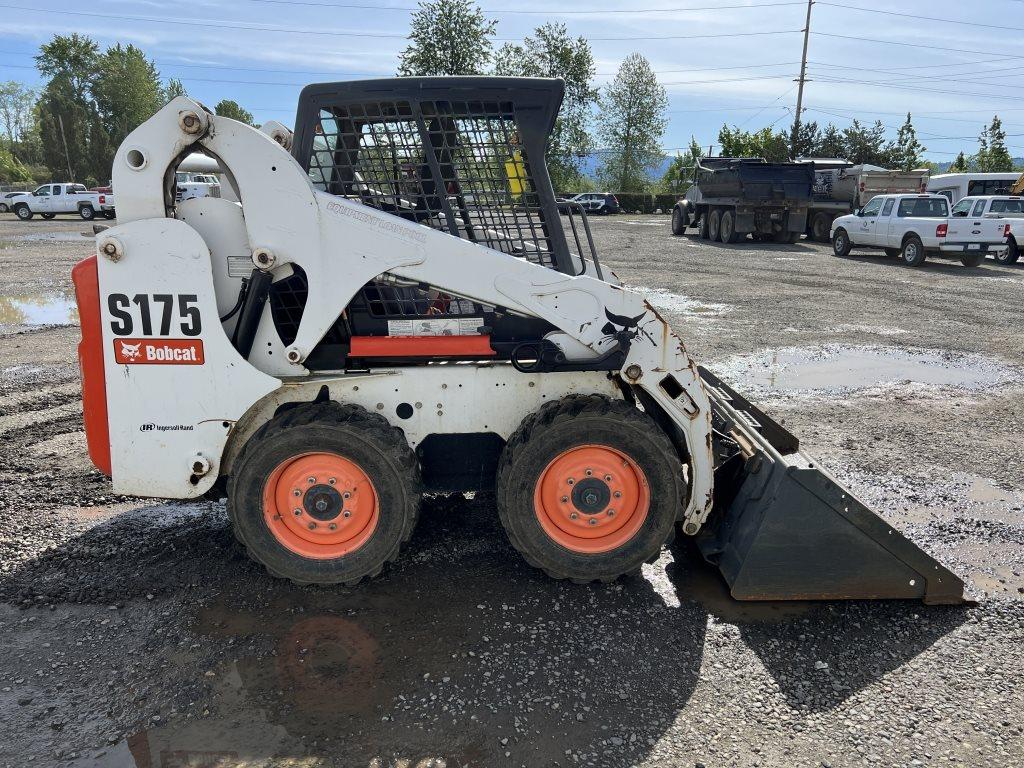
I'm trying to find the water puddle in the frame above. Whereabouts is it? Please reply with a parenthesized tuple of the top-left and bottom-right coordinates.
(630, 285, 731, 318)
(0, 293, 79, 327)
(713, 344, 1013, 395)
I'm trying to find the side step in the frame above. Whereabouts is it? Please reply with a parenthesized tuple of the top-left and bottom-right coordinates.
(697, 370, 966, 605)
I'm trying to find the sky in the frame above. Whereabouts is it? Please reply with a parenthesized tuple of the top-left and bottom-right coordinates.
(1, 0, 1023, 162)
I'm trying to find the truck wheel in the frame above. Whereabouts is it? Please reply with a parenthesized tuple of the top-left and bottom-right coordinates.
(832, 228, 852, 257)
(671, 206, 687, 236)
(884, 248, 901, 257)
(103, 211, 116, 220)
(708, 209, 722, 242)
(961, 252, 984, 268)
(14, 204, 32, 220)
(810, 212, 831, 242)
(698, 210, 710, 239)
(41, 213, 55, 220)
(720, 209, 740, 243)
(0, 203, 7, 213)
(78, 204, 95, 220)
(228, 401, 421, 585)
(900, 235, 927, 267)
(995, 239, 1019, 264)
(496, 395, 684, 583)
(773, 229, 799, 244)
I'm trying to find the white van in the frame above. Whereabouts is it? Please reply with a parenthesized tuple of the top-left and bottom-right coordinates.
(927, 173, 1019, 204)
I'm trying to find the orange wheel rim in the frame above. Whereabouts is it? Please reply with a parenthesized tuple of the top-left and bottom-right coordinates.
(263, 452, 378, 559)
(534, 444, 651, 554)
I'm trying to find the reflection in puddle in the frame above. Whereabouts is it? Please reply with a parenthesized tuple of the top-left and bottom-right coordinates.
(0, 293, 79, 327)
(5, 230, 92, 243)
(714, 345, 1013, 394)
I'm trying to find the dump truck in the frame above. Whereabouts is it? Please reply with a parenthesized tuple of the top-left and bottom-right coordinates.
(805, 161, 930, 242)
(670, 158, 813, 243)
(71, 78, 964, 602)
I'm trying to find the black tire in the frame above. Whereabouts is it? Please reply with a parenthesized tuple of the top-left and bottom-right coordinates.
(720, 209, 740, 243)
(708, 208, 722, 242)
(773, 229, 800, 244)
(995, 239, 1019, 264)
(832, 228, 852, 257)
(0, 203, 7, 213)
(228, 401, 421, 585)
(884, 248, 901, 257)
(14, 204, 32, 221)
(671, 206, 687, 236)
(78, 204, 95, 220)
(41, 213, 55, 219)
(698, 209, 710, 239)
(810, 212, 831, 242)
(961, 252, 984, 267)
(103, 211, 116, 220)
(495, 395, 685, 583)
(900, 235, 927, 267)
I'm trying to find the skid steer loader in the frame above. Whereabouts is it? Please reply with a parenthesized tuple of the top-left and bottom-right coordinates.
(72, 78, 964, 603)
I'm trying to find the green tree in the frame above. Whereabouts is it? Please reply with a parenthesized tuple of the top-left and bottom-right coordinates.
(791, 120, 821, 159)
(948, 151, 970, 173)
(398, 0, 497, 76)
(215, 99, 255, 125)
(164, 78, 187, 101)
(0, 82, 35, 157)
(892, 113, 925, 171)
(35, 34, 101, 180)
(717, 125, 789, 162)
(93, 44, 164, 177)
(494, 23, 597, 190)
(0, 144, 32, 183)
(595, 53, 667, 192)
(817, 123, 846, 158)
(974, 115, 1014, 172)
(841, 119, 893, 166)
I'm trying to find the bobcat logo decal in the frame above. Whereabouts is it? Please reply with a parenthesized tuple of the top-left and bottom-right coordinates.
(118, 341, 142, 361)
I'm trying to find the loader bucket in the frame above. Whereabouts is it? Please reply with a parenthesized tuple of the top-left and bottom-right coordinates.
(696, 369, 966, 605)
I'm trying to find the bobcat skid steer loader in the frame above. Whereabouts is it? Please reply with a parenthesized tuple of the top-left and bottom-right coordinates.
(72, 78, 964, 602)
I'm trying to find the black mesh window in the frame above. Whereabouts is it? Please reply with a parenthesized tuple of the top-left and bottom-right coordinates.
(305, 98, 556, 268)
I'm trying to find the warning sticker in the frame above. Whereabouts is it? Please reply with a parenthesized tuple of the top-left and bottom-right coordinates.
(227, 256, 252, 278)
(387, 318, 484, 337)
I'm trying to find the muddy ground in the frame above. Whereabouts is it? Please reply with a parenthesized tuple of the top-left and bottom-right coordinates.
(0, 214, 1021, 767)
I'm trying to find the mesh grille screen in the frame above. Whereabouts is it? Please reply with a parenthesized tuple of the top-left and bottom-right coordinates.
(306, 99, 555, 268)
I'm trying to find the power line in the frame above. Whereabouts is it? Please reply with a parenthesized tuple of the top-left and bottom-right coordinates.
(0, 4, 802, 43)
(818, 1, 1024, 33)
(243, 0, 807, 13)
(813, 31, 1024, 61)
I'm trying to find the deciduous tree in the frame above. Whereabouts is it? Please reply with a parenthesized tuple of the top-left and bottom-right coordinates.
(215, 99, 255, 126)
(398, 0, 496, 76)
(595, 54, 667, 192)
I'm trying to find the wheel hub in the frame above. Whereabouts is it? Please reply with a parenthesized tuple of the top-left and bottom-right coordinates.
(303, 484, 343, 521)
(534, 444, 651, 554)
(571, 477, 611, 514)
(263, 452, 378, 559)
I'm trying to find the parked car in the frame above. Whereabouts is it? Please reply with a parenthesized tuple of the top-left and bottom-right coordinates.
(926, 172, 1019, 204)
(950, 194, 1024, 264)
(560, 192, 619, 215)
(830, 193, 1008, 267)
(0, 191, 26, 213)
(9, 183, 115, 220)
(802, 160, 929, 241)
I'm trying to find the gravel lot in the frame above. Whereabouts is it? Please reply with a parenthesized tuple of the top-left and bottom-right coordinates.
(0, 214, 1021, 768)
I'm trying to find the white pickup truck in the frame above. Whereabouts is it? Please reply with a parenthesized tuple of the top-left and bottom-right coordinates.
(948, 194, 1022, 265)
(9, 183, 115, 221)
(830, 193, 1008, 267)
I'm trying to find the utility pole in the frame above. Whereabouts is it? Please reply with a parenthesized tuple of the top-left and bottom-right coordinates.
(57, 114, 74, 180)
(790, 0, 813, 156)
